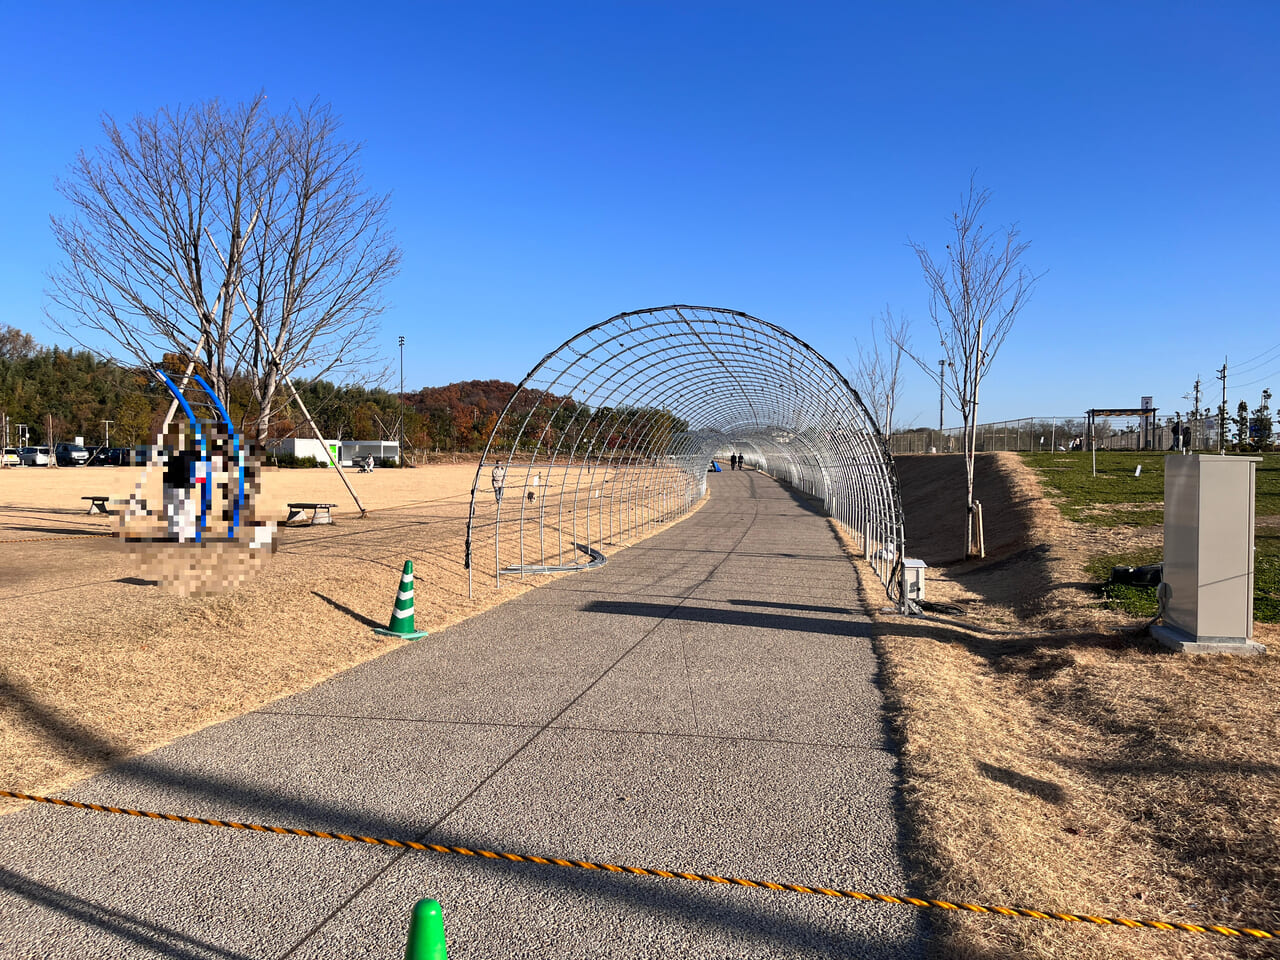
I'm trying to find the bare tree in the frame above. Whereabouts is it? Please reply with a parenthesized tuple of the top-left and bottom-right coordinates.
(47, 95, 400, 440)
(234, 100, 399, 440)
(850, 306, 909, 440)
(896, 178, 1043, 557)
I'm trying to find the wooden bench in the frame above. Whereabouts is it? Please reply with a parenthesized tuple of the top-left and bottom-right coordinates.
(285, 502, 336, 525)
(82, 496, 112, 516)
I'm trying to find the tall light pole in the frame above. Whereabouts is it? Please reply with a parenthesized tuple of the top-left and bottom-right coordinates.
(101, 420, 113, 449)
(398, 336, 405, 464)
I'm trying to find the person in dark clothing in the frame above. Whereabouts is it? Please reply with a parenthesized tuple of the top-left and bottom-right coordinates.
(161, 447, 204, 541)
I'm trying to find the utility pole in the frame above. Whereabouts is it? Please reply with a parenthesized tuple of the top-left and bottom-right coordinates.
(0, 411, 7, 468)
(938, 358, 945, 452)
(1217, 359, 1228, 454)
(101, 419, 113, 450)
(1192, 377, 1201, 451)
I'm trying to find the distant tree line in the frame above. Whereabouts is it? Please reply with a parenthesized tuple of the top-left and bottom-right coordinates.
(0, 325, 688, 458)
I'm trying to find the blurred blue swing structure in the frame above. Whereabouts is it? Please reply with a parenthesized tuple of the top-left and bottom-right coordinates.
(151, 369, 248, 544)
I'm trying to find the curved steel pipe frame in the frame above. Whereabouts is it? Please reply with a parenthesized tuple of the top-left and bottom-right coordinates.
(464, 305, 906, 601)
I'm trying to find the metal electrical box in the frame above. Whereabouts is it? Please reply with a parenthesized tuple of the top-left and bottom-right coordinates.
(1151, 455, 1265, 654)
(901, 558, 927, 606)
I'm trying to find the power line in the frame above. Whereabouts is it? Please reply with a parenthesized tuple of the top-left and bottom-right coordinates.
(1230, 337, 1280, 372)
(1229, 341, 1280, 376)
(1231, 366, 1280, 390)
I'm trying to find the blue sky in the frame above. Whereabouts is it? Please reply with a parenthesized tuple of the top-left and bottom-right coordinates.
(2, 1, 1277, 426)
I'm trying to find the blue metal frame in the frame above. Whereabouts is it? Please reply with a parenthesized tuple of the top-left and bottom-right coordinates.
(154, 370, 246, 542)
(192, 374, 244, 538)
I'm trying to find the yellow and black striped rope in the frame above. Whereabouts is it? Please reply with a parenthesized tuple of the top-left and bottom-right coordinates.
(0, 534, 113, 544)
(2, 789, 1275, 941)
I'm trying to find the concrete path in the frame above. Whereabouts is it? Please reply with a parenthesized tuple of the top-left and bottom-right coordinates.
(0, 470, 922, 959)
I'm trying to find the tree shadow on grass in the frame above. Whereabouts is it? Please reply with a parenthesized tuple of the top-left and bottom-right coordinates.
(974, 761, 1066, 804)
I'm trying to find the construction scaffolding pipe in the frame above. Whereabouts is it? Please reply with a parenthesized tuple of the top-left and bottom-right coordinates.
(464, 305, 906, 601)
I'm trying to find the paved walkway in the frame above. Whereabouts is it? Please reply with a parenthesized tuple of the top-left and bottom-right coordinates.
(0, 470, 921, 959)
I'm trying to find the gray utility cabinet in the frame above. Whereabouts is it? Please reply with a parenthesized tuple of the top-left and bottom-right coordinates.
(1151, 455, 1264, 654)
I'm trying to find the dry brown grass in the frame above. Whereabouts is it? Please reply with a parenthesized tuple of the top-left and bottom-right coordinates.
(0, 463, 704, 814)
(849, 453, 1280, 959)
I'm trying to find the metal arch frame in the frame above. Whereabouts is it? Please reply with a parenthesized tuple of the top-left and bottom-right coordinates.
(465, 306, 906, 602)
(154, 370, 247, 543)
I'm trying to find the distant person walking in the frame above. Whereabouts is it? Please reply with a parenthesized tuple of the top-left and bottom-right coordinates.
(527, 472, 540, 503)
(491, 462, 506, 504)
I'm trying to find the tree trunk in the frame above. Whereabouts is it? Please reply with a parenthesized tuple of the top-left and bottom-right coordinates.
(963, 416, 976, 557)
(256, 369, 279, 443)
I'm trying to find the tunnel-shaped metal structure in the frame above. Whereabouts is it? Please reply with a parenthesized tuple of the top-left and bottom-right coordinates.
(465, 306, 905, 599)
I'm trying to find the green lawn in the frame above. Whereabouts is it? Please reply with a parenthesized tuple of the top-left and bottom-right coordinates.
(1020, 451, 1280, 622)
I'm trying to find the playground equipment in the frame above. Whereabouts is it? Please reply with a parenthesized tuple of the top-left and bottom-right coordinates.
(115, 370, 276, 593)
(464, 305, 906, 602)
(153, 370, 245, 543)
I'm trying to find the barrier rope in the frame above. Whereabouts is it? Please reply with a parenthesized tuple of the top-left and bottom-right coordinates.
(0, 534, 113, 544)
(3, 789, 1274, 940)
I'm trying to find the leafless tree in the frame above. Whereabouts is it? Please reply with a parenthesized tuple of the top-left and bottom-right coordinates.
(47, 95, 400, 440)
(850, 306, 909, 440)
(896, 178, 1043, 557)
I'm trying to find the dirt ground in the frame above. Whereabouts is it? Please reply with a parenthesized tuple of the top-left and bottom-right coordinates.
(858, 453, 1279, 960)
(0, 462, 702, 812)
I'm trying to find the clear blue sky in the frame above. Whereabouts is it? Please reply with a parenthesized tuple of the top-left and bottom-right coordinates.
(2, 1, 1277, 426)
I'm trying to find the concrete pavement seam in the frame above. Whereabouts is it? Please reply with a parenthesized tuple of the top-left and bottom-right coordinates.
(275, 528, 741, 955)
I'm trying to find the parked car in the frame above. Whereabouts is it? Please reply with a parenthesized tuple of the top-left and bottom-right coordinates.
(18, 446, 50, 466)
(2, 447, 20, 467)
(55, 442, 90, 466)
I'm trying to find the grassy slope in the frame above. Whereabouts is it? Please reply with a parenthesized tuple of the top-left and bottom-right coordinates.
(864, 453, 1280, 960)
(1021, 451, 1280, 622)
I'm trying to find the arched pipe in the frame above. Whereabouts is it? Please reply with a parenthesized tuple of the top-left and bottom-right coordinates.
(466, 306, 904, 604)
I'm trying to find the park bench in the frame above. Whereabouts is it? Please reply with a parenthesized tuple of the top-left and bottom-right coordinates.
(285, 502, 336, 525)
(82, 496, 112, 516)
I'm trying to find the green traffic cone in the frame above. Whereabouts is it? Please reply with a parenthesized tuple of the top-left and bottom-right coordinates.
(404, 898, 447, 959)
(375, 560, 429, 640)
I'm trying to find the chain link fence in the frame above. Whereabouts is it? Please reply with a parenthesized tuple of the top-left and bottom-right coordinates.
(888, 415, 1226, 455)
